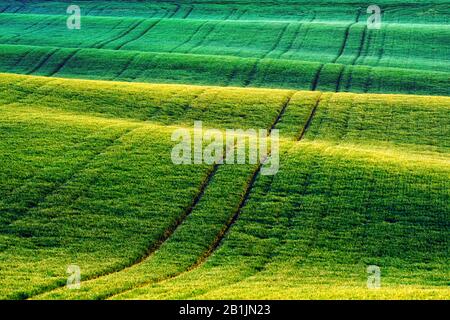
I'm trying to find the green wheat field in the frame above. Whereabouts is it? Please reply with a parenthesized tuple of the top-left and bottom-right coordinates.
(0, 0, 449, 300)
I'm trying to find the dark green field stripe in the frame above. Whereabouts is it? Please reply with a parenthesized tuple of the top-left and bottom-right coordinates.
(243, 60, 259, 87)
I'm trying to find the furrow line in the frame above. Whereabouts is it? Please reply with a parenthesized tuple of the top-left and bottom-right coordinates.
(96, 19, 144, 49)
(331, 10, 362, 64)
(311, 64, 324, 91)
(115, 19, 162, 50)
(47, 48, 80, 77)
(169, 21, 208, 53)
(261, 23, 290, 59)
(26, 48, 59, 75)
(107, 92, 296, 300)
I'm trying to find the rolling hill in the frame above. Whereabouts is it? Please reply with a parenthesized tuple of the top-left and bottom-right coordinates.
(0, 0, 449, 300)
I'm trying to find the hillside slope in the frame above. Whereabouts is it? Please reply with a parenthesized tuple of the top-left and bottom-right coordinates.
(0, 74, 448, 299)
(0, 1, 448, 95)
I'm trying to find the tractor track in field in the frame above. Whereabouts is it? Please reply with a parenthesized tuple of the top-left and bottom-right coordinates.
(335, 65, 346, 92)
(115, 18, 162, 50)
(26, 48, 59, 75)
(358, 28, 372, 66)
(311, 64, 324, 91)
(261, 22, 290, 60)
(186, 9, 235, 54)
(3, 124, 140, 230)
(90, 20, 127, 48)
(193, 92, 296, 256)
(31, 91, 296, 300)
(186, 21, 217, 54)
(363, 68, 374, 93)
(243, 60, 259, 87)
(131, 92, 324, 300)
(278, 22, 302, 59)
(11, 6, 24, 14)
(351, 24, 368, 65)
(167, 4, 181, 18)
(105, 91, 297, 300)
(0, 5, 11, 13)
(114, 54, 139, 80)
(297, 93, 323, 141)
(182, 6, 194, 19)
(331, 10, 362, 64)
(190, 93, 325, 298)
(376, 25, 388, 66)
(95, 19, 145, 49)
(48, 48, 81, 77)
(169, 20, 209, 53)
